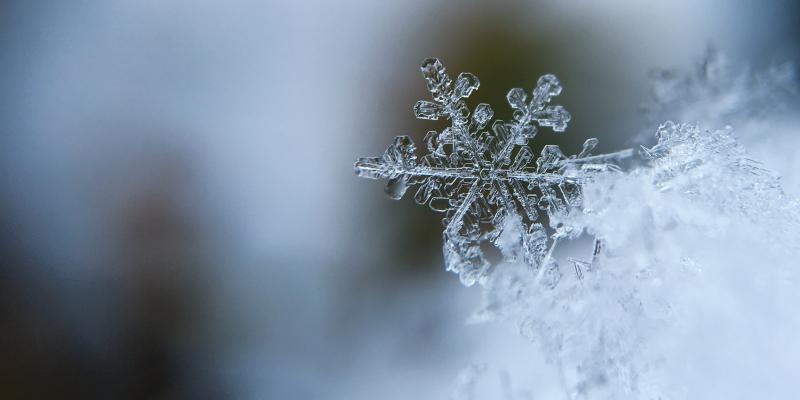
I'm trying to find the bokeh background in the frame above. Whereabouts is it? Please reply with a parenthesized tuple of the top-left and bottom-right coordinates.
(1, 1, 798, 399)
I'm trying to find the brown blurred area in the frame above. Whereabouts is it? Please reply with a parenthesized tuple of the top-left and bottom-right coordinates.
(0, 155, 223, 398)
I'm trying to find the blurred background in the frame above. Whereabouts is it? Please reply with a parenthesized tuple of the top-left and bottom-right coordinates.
(0, 1, 797, 399)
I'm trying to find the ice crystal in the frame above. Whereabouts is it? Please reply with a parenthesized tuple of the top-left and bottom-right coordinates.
(476, 121, 800, 399)
(644, 48, 800, 192)
(355, 58, 632, 286)
(354, 55, 800, 399)
(640, 121, 799, 251)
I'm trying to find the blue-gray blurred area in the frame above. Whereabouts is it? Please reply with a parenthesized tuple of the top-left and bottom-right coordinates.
(0, 1, 797, 399)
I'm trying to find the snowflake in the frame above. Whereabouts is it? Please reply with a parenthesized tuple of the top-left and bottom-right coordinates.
(354, 58, 633, 286)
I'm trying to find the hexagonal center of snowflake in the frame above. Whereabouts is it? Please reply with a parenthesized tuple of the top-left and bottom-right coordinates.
(478, 166, 492, 180)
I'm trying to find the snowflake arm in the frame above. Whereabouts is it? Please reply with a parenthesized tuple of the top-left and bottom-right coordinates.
(354, 58, 632, 285)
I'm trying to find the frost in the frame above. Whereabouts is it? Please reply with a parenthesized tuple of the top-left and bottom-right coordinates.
(355, 58, 632, 286)
(353, 56, 800, 399)
(644, 48, 800, 193)
(474, 121, 800, 399)
(639, 121, 799, 251)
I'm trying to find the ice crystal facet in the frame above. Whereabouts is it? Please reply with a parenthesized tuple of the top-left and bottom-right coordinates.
(476, 121, 800, 399)
(355, 58, 633, 285)
(354, 54, 800, 399)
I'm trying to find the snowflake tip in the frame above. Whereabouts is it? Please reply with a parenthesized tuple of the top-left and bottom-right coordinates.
(533, 74, 563, 106)
(507, 88, 528, 110)
(453, 72, 480, 99)
(420, 58, 451, 100)
(472, 103, 494, 126)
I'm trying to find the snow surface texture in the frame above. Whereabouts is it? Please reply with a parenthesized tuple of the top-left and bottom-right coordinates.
(356, 58, 800, 399)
